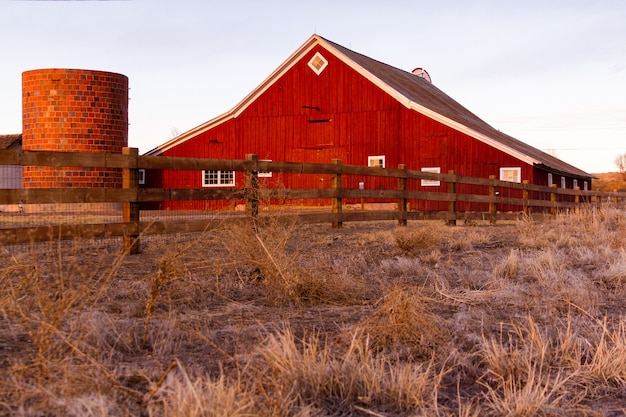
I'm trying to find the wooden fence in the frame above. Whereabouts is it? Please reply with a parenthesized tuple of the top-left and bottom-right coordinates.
(1, 148, 625, 253)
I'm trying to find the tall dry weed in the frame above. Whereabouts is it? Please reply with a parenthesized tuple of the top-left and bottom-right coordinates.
(479, 317, 587, 416)
(0, 239, 135, 415)
(577, 317, 626, 395)
(255, 326, 443, 415)
(477, 313, 626, 415)
(222, 218, 366, 306)
(481, 363, 574, 417)
(517, 207, 625, 250)
(1, 240, 123, 363)
(148, 364, 256, 417)
(493, 249, 520, 280)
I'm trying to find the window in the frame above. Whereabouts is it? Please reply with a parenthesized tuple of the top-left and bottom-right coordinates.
(368, 155, 385, 168)
(421, 167, 441, 186)
(202, 170, 235, 187)
(138, 169, 145, 185)
(499, 167, 521, 183)
(583, 181, 588, 191)
(258, 160, 272, 178)
(307, 52, 328, 75)
(561, 176, 566, 188)
(573, 179, 578, 189)
(548, 173, 553, 187)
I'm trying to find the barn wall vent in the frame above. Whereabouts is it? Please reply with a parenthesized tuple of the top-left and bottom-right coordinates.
(308, 52, 328, 75)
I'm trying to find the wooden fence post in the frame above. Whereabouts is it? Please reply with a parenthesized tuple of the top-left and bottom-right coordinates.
(550, 184, 557, 217)
(245, 154, 259, 226)
(447, 170, 457, 226)
(488, 175, 497, 224)
(122, 147, 140, 255)
(398, 164, 407, 226)
(522, 180, 530, 216)
(331, 159, 342, 229)
(591, 193, 597, 210)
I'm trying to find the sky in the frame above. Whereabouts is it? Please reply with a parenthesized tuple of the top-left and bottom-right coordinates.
(1, 0, 625, 174)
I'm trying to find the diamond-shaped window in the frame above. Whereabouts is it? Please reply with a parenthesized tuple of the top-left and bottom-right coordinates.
(308, 52, 328, 75)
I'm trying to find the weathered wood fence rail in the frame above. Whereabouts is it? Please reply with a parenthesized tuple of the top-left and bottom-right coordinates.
(1, 148, 625, 252)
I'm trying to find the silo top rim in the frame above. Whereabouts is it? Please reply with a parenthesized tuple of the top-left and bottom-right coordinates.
(22, 68, 128, 80)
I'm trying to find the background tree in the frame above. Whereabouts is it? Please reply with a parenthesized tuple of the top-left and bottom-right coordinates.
(616, 153, 626, 180)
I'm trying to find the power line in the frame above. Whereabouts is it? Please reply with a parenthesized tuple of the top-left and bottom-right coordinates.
(541, 147, 626, 151)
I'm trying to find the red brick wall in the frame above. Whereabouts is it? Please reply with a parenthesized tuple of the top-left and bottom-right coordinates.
(22, 68, 128, 188)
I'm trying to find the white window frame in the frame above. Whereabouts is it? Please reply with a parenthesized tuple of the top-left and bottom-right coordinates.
(548, 173, 554, 187)
(421, 167, 441, 186)
(368, 155, 385, 168)
(583, 181, 588, 191)
(202, 170, 235, 187)
(573, 179, 578, 189)
(561, 176, 566, 189)
(138, 169, 145, 185)
(499, 167, 521, 183)
(307, 52, 328, 75)
(258, 160, 272, 178)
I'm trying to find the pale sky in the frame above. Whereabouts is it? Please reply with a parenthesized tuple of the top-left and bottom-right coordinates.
(1, 0, 625, 174)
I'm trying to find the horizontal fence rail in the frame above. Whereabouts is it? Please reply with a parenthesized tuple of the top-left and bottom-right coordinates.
(1, 148, 624, 252)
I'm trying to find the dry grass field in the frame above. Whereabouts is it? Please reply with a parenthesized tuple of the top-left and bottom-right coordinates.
(1, 207, 626, 416)
(593, 172, 626, 192)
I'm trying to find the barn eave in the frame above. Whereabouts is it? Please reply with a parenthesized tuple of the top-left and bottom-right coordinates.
(534, 163, 596, 180)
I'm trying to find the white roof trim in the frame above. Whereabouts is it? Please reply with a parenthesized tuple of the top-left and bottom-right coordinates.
(147, 34, 538, 165)
(407, 102, 538, 165)
(145, 36, 320, 156)
(231, 41, 318, 118)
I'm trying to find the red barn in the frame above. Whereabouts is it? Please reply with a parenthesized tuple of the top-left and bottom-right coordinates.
(145, 34, 592, 211)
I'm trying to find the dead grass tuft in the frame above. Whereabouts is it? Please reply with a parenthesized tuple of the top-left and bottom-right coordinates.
(395, 223, 443, 254)
(351, 286, 450, 360)
(148, 364, 256, 417)
(479, 317, 590, 416)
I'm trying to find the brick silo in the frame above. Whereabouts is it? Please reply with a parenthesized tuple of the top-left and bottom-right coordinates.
(22, 68, 129, 189)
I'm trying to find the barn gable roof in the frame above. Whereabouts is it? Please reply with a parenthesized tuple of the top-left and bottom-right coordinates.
(147, 34, 591, 179)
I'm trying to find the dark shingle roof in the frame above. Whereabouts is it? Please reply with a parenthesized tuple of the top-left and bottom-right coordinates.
(0, 134, 22, 150)
(323, 37, 591, 179)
